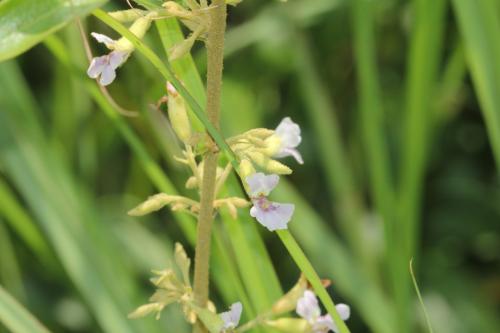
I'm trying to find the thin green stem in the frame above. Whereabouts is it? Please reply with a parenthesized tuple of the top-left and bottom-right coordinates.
(277, 230, 351, 333)
(192, 1, 227, 332)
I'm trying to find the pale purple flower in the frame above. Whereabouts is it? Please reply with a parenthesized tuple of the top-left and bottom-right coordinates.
(296, 290, 350, 333)
(273, 117, 303, 164)
(87, 32, 131, 86)
(246, 173, 294, 231)
(220, 302, 242, 331)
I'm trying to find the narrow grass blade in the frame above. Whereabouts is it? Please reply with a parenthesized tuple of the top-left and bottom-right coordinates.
(0, 220, 26, 302)
(0, 179, 53, 264)
(409, 259, 434, 333)
(0, 285, 51, 333)
(452, 0, 500, 171)
(397, 0, 447, 330)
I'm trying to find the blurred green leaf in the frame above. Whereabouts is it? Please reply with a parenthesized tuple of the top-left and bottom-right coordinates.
(452, 0, 500, 171)
(0, 0, 107, 62)
(0, 285, 51, 333)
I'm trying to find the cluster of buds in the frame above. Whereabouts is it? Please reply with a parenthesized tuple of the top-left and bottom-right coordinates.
(229, 117, 303, 176)
(129, 243, 243, 333)
(128, 243, 195, 321)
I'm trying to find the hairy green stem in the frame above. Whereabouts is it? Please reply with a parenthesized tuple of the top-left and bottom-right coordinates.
(192, 1, 227, 332)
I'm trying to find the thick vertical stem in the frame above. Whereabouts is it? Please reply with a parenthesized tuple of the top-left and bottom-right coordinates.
(192, 1, 226, 332)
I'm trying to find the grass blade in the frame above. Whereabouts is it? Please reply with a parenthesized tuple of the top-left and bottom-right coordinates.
(452, 0, 500, 171)
(0, 285, 51, 333)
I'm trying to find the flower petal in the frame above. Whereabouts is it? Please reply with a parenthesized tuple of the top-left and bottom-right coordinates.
(335, 303, 350, 321)
(246, 172, 279, 197)
(296, 290, 321, 322)
(251, 201, 294, 231)
(91, 32, 115, 48)
(274, 147, 304, 164)
(275, 117, 302, 148)
(314, 315, 336, 333)
(108, 50, 129, 69)
(220, 302, 242, 329)
(87, 56, 107, 78)
(99, 64, 117, 86)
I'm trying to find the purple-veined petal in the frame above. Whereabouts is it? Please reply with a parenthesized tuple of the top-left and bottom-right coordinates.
(275, 117, 302, 148)
(99, 64, 117, 86)
(296, 290, 321, 322)
(246, 172, 279, 197)
(220, 302, 242, 329)
(87, 56, 107, 78)
(274, 147, 304, 164)
(91, 32, 115, 48)
(250, 201, 294, 231)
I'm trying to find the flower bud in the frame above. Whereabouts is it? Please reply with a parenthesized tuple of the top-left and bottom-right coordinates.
(238, 159, 256, 180)
(247, 151, 292, 175)
(169, 36, 197, 61)
(264, 318, 309, 333)
(185, 176, 198, 189)
(262, 134, 282, 156)
(245, 128, 275, 139)
(115, 16, 152, 52)
(167, 82, 192, 143)
(187, 302, 224, 333)
(128, 193, 174, 216)
(271, 274, 308, 315)
(108, 9, 144, 22)
(174, 243, 191, 287)
(128, 303, 164, 319)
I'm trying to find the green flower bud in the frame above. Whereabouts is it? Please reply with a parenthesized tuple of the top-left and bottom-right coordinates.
(239, 159, 256, 180)
(115, 16, 152, 52)
(128, 193, 174, 216)
(167, 82, 192, 143)
(128, 303, 164, 319)
(271, 274, 308, 315)
(264, 318, 309, 333)
(187, 303, 224, 333)
(247, 151, 292, 175)
(174, 243, 191, 287)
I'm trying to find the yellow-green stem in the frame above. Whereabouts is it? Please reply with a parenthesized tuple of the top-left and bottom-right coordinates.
(192, 1, 227, 332)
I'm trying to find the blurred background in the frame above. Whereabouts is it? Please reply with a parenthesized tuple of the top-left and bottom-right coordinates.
(1, 0, 499, 332)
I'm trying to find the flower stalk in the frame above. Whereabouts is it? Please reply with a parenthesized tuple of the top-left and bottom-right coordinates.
(192, 1, 227, 332)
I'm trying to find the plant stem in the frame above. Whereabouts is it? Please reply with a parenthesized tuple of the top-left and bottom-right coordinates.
(192, 1, 227, 332)
(277, 230, 352, 333)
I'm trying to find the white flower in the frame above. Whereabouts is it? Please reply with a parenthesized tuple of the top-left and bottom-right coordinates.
(246, 173, 294, 231)
(271, 117, 303, 164)
(296, 290, 350, 333)
(220, 302, 242, 331)
(87, 33, 131, 86)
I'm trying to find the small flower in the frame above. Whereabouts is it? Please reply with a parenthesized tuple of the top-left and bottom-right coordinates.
(87, 33, 132, 86)
(246, 173, 294, 231)
(220, 302, 242, 331)
(267, 117, 303, 164)
(296, 290, 350, 333)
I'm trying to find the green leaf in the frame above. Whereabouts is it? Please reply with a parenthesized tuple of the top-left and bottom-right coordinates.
(0, 285, 52, 333)
(452, 0, 500, 171)
(0, 0, 106, 61)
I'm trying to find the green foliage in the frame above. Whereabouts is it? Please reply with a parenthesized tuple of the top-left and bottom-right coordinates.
(0, 0, 107, 61)
(0, 286, 51, 333)
(0, 0, 500, 333)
